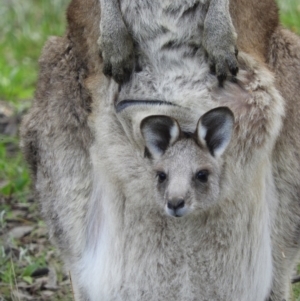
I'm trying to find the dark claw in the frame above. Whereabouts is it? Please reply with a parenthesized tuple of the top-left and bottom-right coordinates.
(112, 63, 133, 84)
(210, 49, 240, 86)
(217, 72, 227, 87)
(226, 53, 239, 76)
(113, 70, 126, 84)
(103, 63, 112, 77)
(229, 65, 239, 77)
(216, 59, 227, 86)
(210, 64, 216, 75)
(135, 62, 143, 73)
(123, 67, 132, 81)
(235, 47, 239, 57)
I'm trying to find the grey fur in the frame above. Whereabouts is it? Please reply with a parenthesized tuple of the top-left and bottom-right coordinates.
(99, 0, 134, 83)
(78, 53, 282, 299)
(140, 108, 234, 217)
(20, 0, 300, 300)
(99, 0, 238, 83)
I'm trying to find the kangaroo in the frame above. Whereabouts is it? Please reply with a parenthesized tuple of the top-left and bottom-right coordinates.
(140, 107, 234, 217)
(99, 0, 238, 84)
(76, 73, 279, 300)
(20, 0, 300, 300)
(97, 2, 300, 300)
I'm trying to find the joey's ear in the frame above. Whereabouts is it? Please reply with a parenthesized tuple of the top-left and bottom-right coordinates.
(197, 107, 234, 158)
(140, 115, 180, 159)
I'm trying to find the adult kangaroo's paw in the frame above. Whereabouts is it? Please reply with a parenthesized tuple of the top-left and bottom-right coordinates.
(203, 1, 239, 86)
(99, 22, 134, 84)
(207, 45, 239, 85)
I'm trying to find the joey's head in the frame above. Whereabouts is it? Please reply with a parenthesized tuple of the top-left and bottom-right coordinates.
(140, 107, 234, 217)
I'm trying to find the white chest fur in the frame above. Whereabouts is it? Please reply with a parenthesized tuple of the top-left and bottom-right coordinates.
(79, 153, 273, 301)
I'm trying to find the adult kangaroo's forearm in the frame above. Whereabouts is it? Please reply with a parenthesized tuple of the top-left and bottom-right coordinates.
(100, 0, 121, 26)
(203, 0, 238, 83)
(99, 0, 134, 83)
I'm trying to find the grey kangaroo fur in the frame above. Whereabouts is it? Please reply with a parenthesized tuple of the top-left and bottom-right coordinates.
(99, 0, 238, 84)
(20, 0, 300, 300)
(80, 58, 281, 300)
(140, 107, 234, 217)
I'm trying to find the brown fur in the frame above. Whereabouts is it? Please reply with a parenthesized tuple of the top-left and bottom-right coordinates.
(230, 0, 279, 62)
(267, 27, 300, 301)
(67, 0, 102, 75)
(20, 35, 96, 299)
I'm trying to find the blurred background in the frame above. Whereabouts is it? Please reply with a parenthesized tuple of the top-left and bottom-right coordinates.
(0, 0, 299, 300)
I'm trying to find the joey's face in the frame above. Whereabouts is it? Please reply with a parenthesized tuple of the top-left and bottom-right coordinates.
(140, 107, 234, 218)
(153, 139, 222, 217)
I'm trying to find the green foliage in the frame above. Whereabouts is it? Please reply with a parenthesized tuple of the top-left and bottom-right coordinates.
(0, 0, 69, 202)
(0, 135, 30, 200)
(277, 0, 300, 34)
(0, 0, 69, 106)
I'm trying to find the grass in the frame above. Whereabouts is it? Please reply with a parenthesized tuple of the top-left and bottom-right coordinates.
(0, 135, 30, 201)
(0, 0, 299, 300)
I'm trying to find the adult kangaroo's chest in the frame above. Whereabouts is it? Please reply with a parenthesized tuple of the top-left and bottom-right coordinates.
(119, 0, 208, 50)
(117, 0, 212, 107)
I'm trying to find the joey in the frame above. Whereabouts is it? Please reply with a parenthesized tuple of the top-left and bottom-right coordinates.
(140, 107, 234, 216)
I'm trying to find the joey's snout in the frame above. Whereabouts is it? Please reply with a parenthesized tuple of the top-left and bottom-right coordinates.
(166, 198, 188, 217)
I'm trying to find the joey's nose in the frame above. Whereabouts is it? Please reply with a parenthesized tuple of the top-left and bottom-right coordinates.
(167, 199, 185, 214)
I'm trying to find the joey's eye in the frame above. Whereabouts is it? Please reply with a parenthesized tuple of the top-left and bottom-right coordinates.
(196, 170, 209, 183)
(157, 172, 167, 183)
